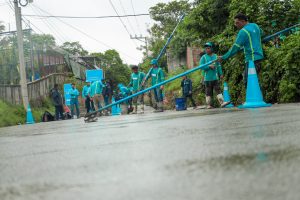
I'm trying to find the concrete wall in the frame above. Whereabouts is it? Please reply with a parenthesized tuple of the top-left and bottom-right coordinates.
(186, 47, 203, 69)
(166, 50, 186, 72)
(0, 73, 70, 105)
(167, 47, 203, 72)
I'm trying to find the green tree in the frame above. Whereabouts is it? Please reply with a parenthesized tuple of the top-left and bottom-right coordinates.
(0, 21, 5, 32)
(0, 24, 19, 84)
(147, 0, 191, 70)
(31, 33, 56, 47)
(179, 0, 230, 45)
(91, 49, 131, 89)
(91, 49, 123, 69)
(61, 41, 88, 56)
(149, 0, 190, 39)
(146, 0, 300, 105)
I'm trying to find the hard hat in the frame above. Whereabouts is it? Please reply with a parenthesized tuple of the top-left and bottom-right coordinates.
(150, 59, 158, 65)
(204, 42, 214, 48)
(131, 65, 139, 69)
(117, 83, 123, 88)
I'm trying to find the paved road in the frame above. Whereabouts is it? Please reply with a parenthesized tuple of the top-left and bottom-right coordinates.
(0, 104, 300, 200)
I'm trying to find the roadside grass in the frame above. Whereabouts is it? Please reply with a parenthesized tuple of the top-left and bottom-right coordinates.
(0, 98, 55, 128)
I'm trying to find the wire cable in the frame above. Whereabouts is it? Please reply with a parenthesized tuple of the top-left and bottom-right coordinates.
(117, 0, 136, 34)
(30, 5, 65, 43)
(23, 13, 150, 19)
(32, 3, 139, 62)
(5, 0, 63, 43)
(108, 0, 138, 47)
(130, 0, 142, 35)
(29, 4, 70, 43)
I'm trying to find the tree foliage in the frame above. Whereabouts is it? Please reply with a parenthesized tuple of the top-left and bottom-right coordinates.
(0, 21, 5, 33)
(31, 33, 56, 48)
(91, 49, 131, 89)
(147, 0, 191, 70)
(0, 28, 130, 88)
(61, 41, 88, 56)
(145, 0, 300, 104)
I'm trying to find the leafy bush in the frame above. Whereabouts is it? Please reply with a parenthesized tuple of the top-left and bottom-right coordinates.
(262, 34, 300, 103)
(145, 0, 300, 106)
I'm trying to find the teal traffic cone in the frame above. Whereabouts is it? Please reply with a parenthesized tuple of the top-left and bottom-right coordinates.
(223, 82, 234, 108)
(26, 104, 35, 124)
(238, 61, 271, 109)
(111, 97, 121, 116)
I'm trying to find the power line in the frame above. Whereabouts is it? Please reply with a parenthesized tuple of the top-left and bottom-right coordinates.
(6, 0, 44, 35)
(29, 4, 71, 43)
(32, 4, 139, 62)
(23, 18, 45, 35)
(6, 1, 140, 62)
(108, 0, 138, 47)
(23, 13, 150, 19)
(117, 0, 136, 34)
(130, 0, 142, 35)
(29, 5, 65, 43)
(6, 0, 66, 50)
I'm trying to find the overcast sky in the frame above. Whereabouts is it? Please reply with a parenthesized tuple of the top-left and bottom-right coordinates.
(0, 0, 173, 65)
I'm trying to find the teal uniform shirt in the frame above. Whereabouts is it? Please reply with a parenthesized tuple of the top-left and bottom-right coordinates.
(88, 82, 95, 98)
(129, 72, 145, 92)
(118, 85, 131, 104)
(222, 23, 264, 62)
(200, 54, 223, 81)
(90, 81, 104, 97)
(119, 86, 130, 97)
(150, 67, 165, 86)
(82, 85, 90, 98)
(69, 88, 80, 99)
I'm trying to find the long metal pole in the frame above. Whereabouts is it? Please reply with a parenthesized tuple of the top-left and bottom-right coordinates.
(262, 24, 299, 43)
(89, 60, 215, 114)
(14, 0, 29, 109)
(156, 14, 185, 61)
(86, 24, 299, 118)
(143, 14, 185, 83)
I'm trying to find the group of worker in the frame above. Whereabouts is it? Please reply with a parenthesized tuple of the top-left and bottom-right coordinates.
(81, 79, 113, 115)
(182, 13, 265, 109)
(50, 79, 112, 120)
(97, 58, 165, 115)
(69, 60, 165, 117)
(125, 58, 165, 114)
(52, 13, 266, 119)
(86, 13, 264, 115)
(124, 12, 263, 111)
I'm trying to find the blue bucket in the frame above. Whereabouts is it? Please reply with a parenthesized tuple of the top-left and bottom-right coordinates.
(175, 97, 187, 111)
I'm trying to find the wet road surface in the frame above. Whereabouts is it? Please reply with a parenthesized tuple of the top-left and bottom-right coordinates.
(0, 104, 300, 200)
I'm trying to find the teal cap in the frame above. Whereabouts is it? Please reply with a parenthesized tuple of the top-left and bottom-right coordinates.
(150, 59, 158, 65)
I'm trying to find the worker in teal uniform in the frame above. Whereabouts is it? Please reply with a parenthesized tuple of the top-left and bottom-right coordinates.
(128, 65, 146, 114)
(90, 80, 104, 111)
(118, 83, 133, 114)
(69, 83, 80, 118)
(143, 59, 165, 112)
(218, 13, 264, 87)
(201, 42, 230, 108)
(82, 80, 94, 113)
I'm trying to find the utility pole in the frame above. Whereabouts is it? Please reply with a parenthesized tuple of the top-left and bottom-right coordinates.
(13, 0, 29, 109)
(130, 34, 149, 57)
